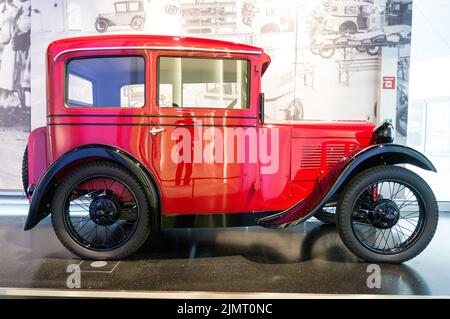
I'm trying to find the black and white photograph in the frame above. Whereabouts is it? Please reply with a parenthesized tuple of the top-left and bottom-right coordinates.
(0, 0, 30, 190)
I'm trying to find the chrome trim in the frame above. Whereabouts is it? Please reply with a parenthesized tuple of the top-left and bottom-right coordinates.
(53, 46, 262, 61)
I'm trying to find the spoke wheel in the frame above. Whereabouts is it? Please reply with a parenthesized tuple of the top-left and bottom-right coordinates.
(336, 166, 438, 263)
(95, 19, 108, 33)
(351, 180, 424, 254)
(51, 162, 152, 260)
(130, 17, 145, 31)
(64, 176, 139, 251)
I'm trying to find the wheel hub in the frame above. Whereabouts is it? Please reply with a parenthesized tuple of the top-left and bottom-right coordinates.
(372, 199, 400, 229)
(89, 195, 118, 226)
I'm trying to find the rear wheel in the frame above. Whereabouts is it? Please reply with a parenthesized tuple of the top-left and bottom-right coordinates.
(21, 145, 28, 194)
(336, 166, 438, 263)
(51, 162, 151, 260)
(130, 16, 145, 31)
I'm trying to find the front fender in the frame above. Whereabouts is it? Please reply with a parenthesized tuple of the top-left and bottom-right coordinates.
(24, 145, 160, 231)
(257, 144, 436, 228)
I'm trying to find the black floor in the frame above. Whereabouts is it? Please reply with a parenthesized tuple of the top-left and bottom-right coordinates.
(1, 211, 450, 296)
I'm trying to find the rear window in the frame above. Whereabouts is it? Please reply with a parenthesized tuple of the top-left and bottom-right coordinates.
(66, 56, 145, 108)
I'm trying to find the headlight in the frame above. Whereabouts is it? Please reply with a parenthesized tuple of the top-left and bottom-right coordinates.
(372, 121, 394, 144)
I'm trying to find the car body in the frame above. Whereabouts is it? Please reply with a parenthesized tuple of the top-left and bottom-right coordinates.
(95, 0, 146, 33)
(23, 34, 439, 262)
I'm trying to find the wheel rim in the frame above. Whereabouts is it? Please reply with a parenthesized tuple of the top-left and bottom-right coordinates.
(96, 21, 107, 31)
(351, 180, 425, 255)
(63, 176, 139, 251)
(132, 19, 143, 29)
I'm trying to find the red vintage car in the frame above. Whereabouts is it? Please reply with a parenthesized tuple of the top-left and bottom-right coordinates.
(22, 35, 438, 263)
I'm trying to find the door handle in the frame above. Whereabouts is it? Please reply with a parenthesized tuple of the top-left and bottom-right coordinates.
(149, 127, 166, 136)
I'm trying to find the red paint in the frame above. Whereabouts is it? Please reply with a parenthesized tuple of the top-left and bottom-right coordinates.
(27, 35, 376, 218)
(27, 127, 49, 199)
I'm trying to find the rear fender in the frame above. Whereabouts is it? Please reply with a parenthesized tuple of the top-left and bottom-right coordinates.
(27, 127, 49, 196)
(258, 144, 436, 228)
(24, 145, 160, 232)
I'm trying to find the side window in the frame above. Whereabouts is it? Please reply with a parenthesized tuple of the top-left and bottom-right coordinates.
(128, 1, 140, 11)
(115, 2, 127, 13)
(158, 57, 249, 109)
(66, 56, 145, 108)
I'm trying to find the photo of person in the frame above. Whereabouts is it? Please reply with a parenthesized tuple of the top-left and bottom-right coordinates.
(0, 0, 30, 190)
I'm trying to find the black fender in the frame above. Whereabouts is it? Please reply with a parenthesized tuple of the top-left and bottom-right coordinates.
(257, 144, 436, 228)
(24, 145, 160, 231)
(96, 17, 114, 26)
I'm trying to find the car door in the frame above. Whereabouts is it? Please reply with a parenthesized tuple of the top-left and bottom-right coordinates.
(147, 50, 262, 215)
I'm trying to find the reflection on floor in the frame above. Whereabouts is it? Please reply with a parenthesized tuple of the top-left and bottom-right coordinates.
(1, 210, 450, 296)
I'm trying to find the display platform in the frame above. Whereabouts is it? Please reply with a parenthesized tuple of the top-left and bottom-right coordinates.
(0, 203, 449, 297)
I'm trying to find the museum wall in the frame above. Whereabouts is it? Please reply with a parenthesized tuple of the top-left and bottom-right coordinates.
(0, 0, 415, 191)
(408, 0, 450, 202)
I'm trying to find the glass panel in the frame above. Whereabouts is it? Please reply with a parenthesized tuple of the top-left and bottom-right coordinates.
(66, 56, 145, 108)
(158, 57, 249, 109)
(115, 3, 127, 12)
(128, 1, 140, 11)
(67, 74, 93, 106)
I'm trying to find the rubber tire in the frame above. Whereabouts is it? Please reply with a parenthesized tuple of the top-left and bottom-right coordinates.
(315, 208, 336, 224)
(22, 145, 28, 194)
(336, 165, 439, 264)
(319, 45, 335, 59)
(51, 162, 151, 260)
(130, 16, 145, 31)
(95, 19, 108, 33)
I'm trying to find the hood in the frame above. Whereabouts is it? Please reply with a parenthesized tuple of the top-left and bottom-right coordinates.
(289, 120, 375, 140)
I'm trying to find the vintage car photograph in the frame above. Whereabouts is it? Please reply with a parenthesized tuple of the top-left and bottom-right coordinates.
(95, 0, 146, 32)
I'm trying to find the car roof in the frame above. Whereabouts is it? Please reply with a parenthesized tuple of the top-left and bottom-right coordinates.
(48, 34, 265, 62)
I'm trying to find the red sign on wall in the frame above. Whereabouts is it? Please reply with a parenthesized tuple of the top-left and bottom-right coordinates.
(383, 76, 396, 90)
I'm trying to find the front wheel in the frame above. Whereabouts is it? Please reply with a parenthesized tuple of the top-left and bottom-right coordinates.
(95, 18, 108, 33)
(319, 41, 336, 59)
(130, 16, 145, 31)
(336, 166, 438, 263)
(51, 162, 152, 260)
